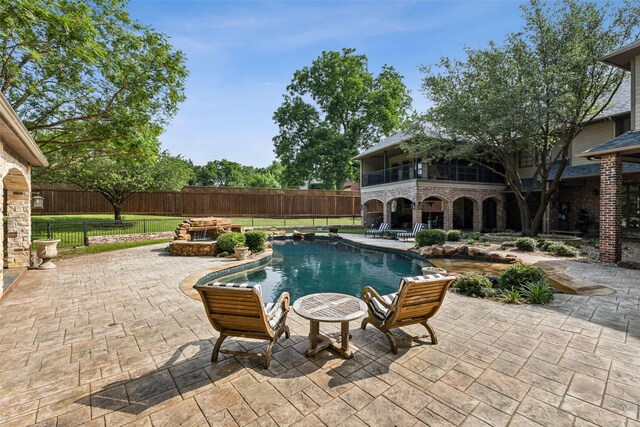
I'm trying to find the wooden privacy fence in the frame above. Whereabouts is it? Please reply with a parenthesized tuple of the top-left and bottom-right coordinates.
(31, 185, 361, 217)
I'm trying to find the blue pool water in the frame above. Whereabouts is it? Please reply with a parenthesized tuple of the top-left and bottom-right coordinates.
(221, 239, 426, 303)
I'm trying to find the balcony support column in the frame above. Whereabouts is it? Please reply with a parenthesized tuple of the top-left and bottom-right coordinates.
(383, 201, 391, 225)
(443, 201, 453, 230)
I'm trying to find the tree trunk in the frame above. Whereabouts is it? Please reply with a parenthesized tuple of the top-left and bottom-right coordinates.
(113, 204, 123, 221)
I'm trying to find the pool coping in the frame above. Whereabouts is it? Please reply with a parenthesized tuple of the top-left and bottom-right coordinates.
(179, 250, 273, 301)
(178, 234, 615, 300)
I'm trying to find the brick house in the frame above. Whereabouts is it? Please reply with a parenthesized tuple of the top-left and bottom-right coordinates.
(0, 93, 48, 294)
(356, 46, 640, 248)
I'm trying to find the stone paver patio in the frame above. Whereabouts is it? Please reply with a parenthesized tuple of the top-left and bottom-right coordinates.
(1, 241, 639, 426)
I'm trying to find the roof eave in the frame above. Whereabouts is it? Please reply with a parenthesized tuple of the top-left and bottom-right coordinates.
(600, 40, 640, 70)
(0, 94, 48, 167)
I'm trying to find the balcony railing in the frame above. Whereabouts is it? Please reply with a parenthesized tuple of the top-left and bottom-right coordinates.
(362, 162, 503, 187)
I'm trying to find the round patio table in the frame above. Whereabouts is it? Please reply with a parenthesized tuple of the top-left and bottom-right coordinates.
(293, 293, 368, 359)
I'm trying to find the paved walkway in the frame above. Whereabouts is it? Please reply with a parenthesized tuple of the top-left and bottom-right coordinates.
(1, 241, 639, 426)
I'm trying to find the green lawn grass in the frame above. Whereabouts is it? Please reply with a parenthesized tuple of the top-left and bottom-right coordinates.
(29, 214, 363, 248)
(31, 214, 183, 223)
(57, 238, 172, 259)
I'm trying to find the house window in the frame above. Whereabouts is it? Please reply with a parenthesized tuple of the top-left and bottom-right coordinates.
(518, 151, 534, 168)
(615, 116, 631, 137)
(622, 184, 640, 229)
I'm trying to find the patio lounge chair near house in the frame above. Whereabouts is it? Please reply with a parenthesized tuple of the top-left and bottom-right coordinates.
(365, 222, 389, 238)
(193, 282, 290, 368)
(361, 274, 456, 353)
(392, 222, 424, 240)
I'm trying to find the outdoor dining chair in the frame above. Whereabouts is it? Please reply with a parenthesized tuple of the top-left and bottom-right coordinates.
(361, 274, 456, 353)
(194, 282, 290, 368)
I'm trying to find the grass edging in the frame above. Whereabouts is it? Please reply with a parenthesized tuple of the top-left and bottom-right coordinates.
(57, 238, 173, 259)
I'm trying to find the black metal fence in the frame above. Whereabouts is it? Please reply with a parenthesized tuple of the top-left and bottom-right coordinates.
(31, 219, 183, 248)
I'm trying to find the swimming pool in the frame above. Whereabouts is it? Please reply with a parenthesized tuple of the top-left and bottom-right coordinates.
(220, 239, 426, 302)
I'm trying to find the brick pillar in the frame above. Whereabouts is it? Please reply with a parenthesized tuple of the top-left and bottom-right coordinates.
(473, 200, 482, 232)
(443, 201, 453, 230)
(497, 198, 506, 230)
(412, 205, 422, 226)
(599, 154, 622, 263)
(383, 201, 391, 225)
(361, 204, 367, 227)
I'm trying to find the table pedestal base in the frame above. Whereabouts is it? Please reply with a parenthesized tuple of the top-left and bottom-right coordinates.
(304, 320, 354, 359)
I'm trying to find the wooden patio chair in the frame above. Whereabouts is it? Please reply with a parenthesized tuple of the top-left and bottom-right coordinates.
(193, 282, 290, 368)
(365, 222, 389, 238)
(361, 274, 456, 353)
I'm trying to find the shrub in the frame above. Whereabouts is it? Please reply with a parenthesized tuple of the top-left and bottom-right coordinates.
(498, 264, 545, 293)
(416, 229, 446, 246)
(546, 242, 579, 257)
(524, 281, 554, 304)
(467, 239, 476, 245)
(515, 237, 537, 252)
(501, 288, 522, 304)
(446, 230, 462, 242)
(465, 232, 481, 240)
(245, 231, 267, 253)
(453, 274, 495, 298)
(217, 232, 246, 253)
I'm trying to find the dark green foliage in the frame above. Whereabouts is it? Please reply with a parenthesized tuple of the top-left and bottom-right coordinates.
(416, 229, 446, 246)
(498, 264, 545, 292)
(502, 288, 522, 304)
(546, 242, 579, 257)
(464, 232, 481, 240)
(245, 231, 267, 253)
(524, 281, 554, 304)
(453, 274, 495, 298)
(446, 230, 462, 242)
(217, 232, 246, 253)
(515, 237, 537, 252)
(273, 48, 411, 189)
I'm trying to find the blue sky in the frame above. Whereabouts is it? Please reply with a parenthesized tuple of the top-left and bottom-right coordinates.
(128, 0, 525, 167)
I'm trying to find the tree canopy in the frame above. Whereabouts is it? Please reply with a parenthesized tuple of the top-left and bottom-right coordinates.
(273, 48, 411, 189)
(403, 0, 640, 235)
(0, 0, 187, 169)
(190, 160, 285, 189)
(67, 151, 194, 220)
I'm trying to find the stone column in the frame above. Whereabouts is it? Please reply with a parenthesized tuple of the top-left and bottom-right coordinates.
(497, 198, 506, 230)
(473, 200, 482, 232)
(383, 201, 391, 225)
(361, 204, 367, 227)
(599, 154, 622, 263)
(5, 190, 31, 268)
(443, 201, 453, 230)
(0, 179, 3, 292)
(412, 205, 423, 227)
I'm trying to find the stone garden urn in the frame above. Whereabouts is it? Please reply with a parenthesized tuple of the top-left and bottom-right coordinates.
(234, 246, 250, 261)
(34, 239, 61, 270)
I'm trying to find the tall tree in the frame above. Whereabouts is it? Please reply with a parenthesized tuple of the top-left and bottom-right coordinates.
(0, 0, 187, 168)
(67, 151, 194, 220)
(404, 0, 640, 235)
(273, 48, 411, 189)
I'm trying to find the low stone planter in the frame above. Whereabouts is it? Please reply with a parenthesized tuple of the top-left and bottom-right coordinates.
(234, 246, 250, 260)
(34, 239, 61, 270)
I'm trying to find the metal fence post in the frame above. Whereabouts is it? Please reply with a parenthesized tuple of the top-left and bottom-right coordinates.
(326, 217, 329, 226)
(47, 222, 52, 239)
(83, 221, 88, 246)
(143, 219, 147, 234)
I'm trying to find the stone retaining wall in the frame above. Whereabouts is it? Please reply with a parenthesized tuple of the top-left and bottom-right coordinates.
(168, 240, 217, 256)
(86, 231, 174, 246)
